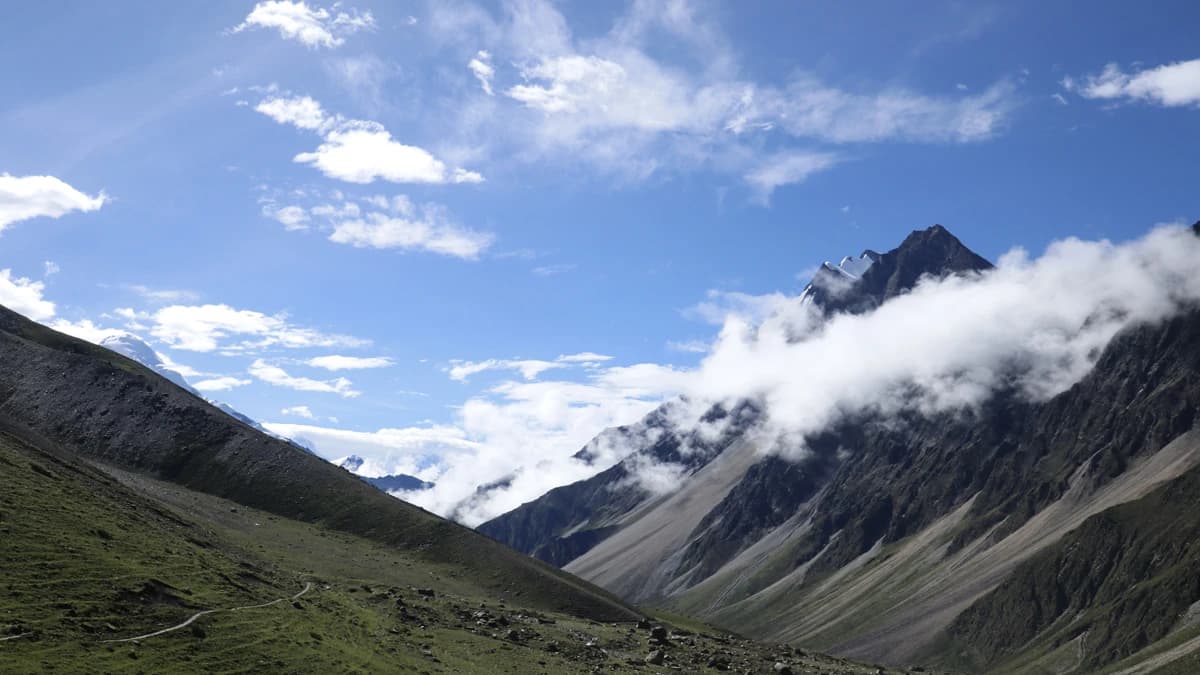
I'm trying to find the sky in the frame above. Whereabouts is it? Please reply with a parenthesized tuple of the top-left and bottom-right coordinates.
(1, 0, 1198, 524)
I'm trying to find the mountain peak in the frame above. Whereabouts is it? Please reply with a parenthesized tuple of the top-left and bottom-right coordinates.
(806, 224, 992, 315)
(1192, 220, 1199, 237)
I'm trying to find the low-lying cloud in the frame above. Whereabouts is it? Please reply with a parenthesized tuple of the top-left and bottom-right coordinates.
(268, 224, 1200, 526)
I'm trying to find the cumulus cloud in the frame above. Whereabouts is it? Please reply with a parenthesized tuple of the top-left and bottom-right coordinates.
(0, 173, 106, 235)
(255, 95, 330, 131)
(230, 1, 374, 49)
(252, 95, 484, 185)
(1063, 58, 1200, 107)
(46, 319, 128, 343)
(307, 354, 394, 370)
(150, 303, 367, 352)
(192, 376, 252, 392)
(0, 269, 55, 320)
(249, 358, 359, 397)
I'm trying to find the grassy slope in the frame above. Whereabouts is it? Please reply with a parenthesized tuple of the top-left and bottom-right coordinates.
(0, 304, 634, 624)
(0, 428, 902, 674)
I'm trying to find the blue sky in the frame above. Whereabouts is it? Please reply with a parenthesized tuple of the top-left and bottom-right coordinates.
(1, 0, 1197, 523)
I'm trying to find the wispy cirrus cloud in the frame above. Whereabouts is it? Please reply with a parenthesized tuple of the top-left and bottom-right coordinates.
(428, 0, 1018, 204)
(249, 358, 360, 397)
(150, 303, 367, 353)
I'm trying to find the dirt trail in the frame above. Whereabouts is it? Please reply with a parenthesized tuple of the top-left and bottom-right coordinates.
(102, 582, 312, 644)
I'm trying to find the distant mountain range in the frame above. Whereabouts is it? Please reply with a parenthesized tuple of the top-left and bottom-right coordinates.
(336, 454, 433, 493)
(479, 223, 1200, 672)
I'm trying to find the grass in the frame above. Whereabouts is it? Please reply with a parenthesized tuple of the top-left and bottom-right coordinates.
(0, 429, 906, 674)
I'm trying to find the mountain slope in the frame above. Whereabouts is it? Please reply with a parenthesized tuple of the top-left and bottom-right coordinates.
(0, 304, 636, 623)
(481, 223, 1200, 672)
(480, 225, 992, 571)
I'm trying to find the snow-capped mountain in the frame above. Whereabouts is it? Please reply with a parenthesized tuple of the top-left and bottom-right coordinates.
(335, 455, 433, 493)
(100, 334, 199, 395)
(98, 333, 274, 436)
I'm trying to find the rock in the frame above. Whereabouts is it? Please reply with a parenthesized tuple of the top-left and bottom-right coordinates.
(650, 625, 669, 642)
(637, 619, 653, 630)
(706, 655, 730, 671)
(545, 641, 560, 653)
(417, 588, 436, 598)
(504, 629, 520, 642)
(645, 649, 665, 665)
(773, 663, 793, 675)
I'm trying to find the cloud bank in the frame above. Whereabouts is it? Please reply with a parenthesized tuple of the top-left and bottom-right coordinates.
(270, 224, 1200, 525)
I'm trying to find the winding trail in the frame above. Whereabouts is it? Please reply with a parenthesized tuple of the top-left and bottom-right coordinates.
(102, 582, 312, 644)
(0, 632, 33, 642)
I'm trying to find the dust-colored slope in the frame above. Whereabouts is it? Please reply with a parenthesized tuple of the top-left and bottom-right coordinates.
(564, 439, 761, 603)
(677, 430, 1200, 664)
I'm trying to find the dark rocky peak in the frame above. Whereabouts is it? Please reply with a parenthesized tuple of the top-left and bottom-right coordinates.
(818, 224, 992, 315)
(868, 224, 993, 297)
(1192, 220, 1200, 237)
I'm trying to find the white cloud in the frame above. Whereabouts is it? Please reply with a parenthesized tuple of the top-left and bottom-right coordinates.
(307, 354, 394, 370)
(448, 351, 612, 381)
(556, 352, 613, 363)
(447, 358, 563, 382)
(252, 95, 484, 185)
(262, 203, 310, 230)
(281, 405, 316, 419)
(295, 121, 484, 185)
(442, 0, 1016, 199)
(685, 288, 790, 325)
(48, 319, 127, 344)
(673, 224, 1200, 465)
(43, 261, 60, 277)
(263, 421, 479, 476)
(125, 285, 200, 303)
(0, 173, 106, 235)
(193, 376, 252, 392)
(469, 50, 495, 95)
(371, 224, 1200, 524)
(328, 205, 494, 259)
(270, 360, 680, 524)
(255, 95, 330, 130)
(744, 151, 840, 205)
(250, 358, 359, 397)
(0, 269, 55, 320)
(230, 1, 374, 49)
(150, 303, 367, 352)
(1063, 59, 1200, 107)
